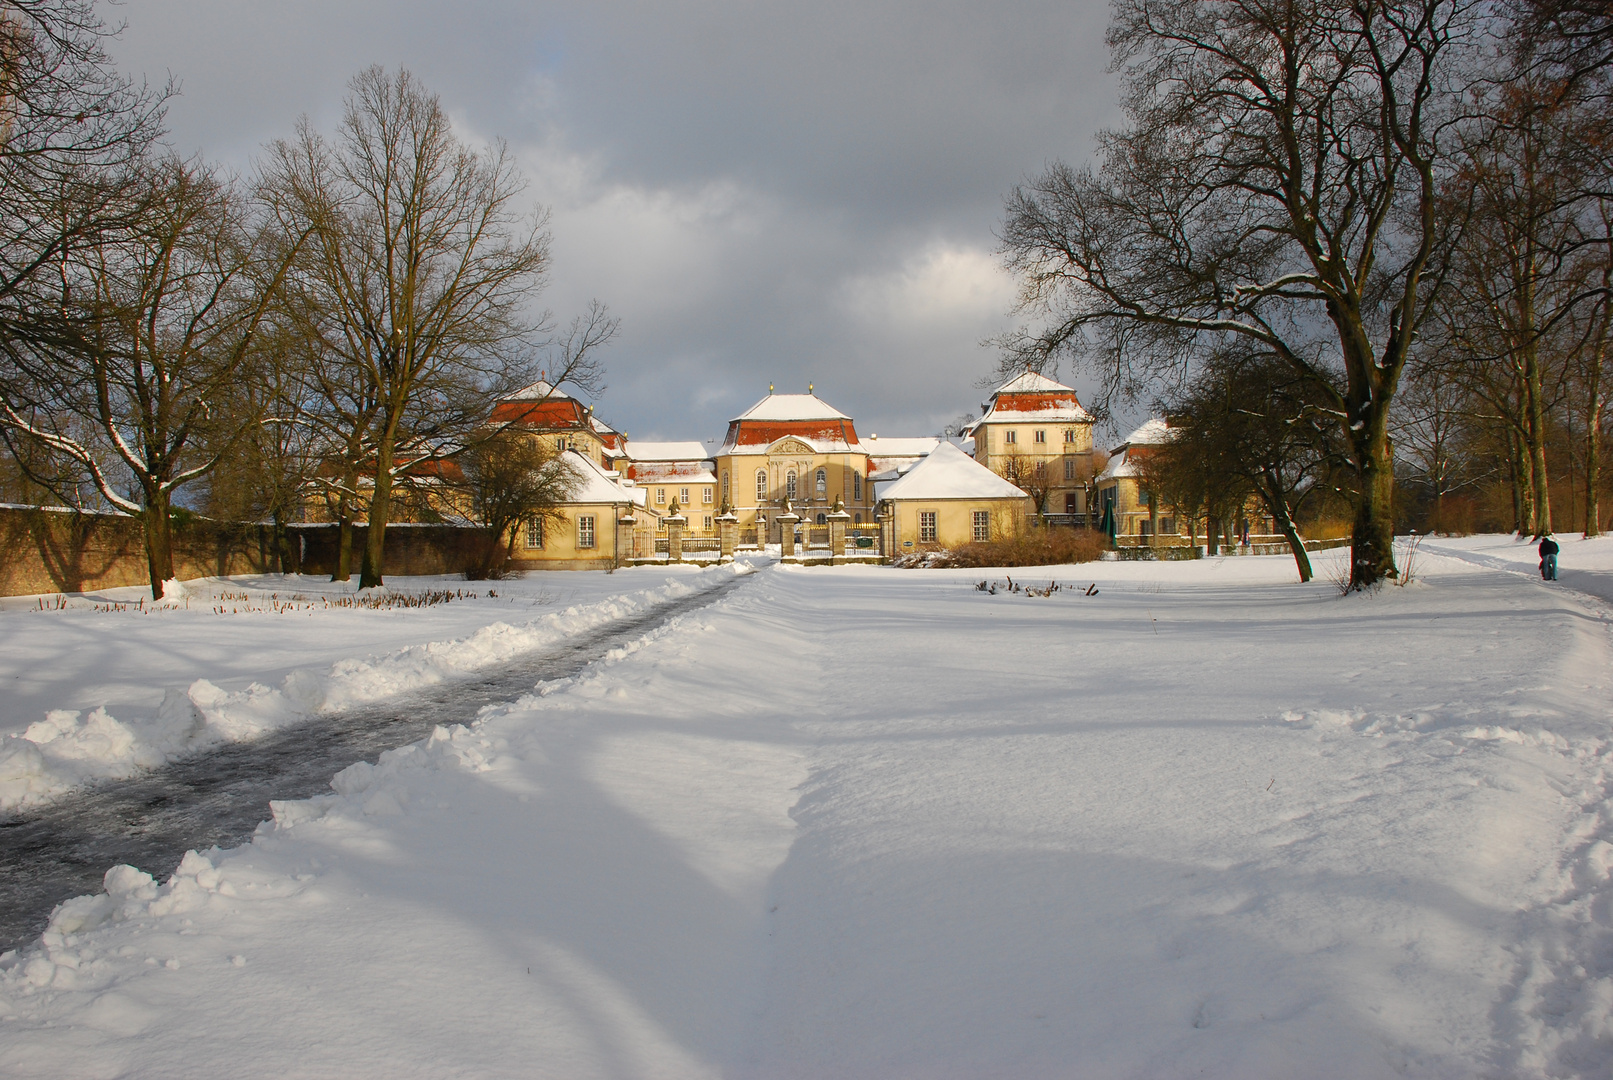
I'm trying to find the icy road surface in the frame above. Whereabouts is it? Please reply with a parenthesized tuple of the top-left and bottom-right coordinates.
(0, 574, 748, 950)
(4, 538, 1613, 1078)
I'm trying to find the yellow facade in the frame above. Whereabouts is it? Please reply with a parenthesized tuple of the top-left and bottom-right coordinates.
(886, 497, 1031, 553)
(507, 502, 655, 570)
(717, 442, 876, 542)
(967, 372, 1097, 517)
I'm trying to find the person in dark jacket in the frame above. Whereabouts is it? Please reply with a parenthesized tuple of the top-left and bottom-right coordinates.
(1539, 534, 1559, 580)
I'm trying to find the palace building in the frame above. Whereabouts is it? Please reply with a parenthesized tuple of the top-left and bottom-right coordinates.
(488, 379, 628, 470)
(620, 441, 719, 536)
(465, 370, 1114, 565)
(967, 372, 1096, 517)
(712, 388, 876, 543)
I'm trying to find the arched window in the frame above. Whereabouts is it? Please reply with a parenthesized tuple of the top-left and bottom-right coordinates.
(815, 468, 826, 495)
(786, 471, 797, 500)
(816, 512, 826, 524)
(755, 469, 767, 501)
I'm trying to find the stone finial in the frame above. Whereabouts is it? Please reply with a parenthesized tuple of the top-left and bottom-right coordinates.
(832, 495, 845, 514)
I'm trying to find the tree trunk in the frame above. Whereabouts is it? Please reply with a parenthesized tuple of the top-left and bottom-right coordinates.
(359, 432, 396, 589)
(333, 483, 355, 582)
(142, 487, 176, 600)
(1509, 427, 1533, 536)
(1345, 411, 1398, 588)
(1586, 330, 1605, 539)
(1206, 515, 1220, 556)
(1258, 471, 1312, 583)
(1527, 353, 1552, 538)
(271, 508, 298, 575)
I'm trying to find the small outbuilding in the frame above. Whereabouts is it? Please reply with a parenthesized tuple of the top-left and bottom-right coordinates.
(878, 441, 1032, 554)
(506, 451, 657, 570)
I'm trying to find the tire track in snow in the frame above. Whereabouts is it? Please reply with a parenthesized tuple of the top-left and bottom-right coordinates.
(0, 571, 753, 952)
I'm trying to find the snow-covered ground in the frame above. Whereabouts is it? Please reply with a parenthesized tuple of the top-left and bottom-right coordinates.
(3, 536, 1613, 1078)
(0, 566, 741, 809)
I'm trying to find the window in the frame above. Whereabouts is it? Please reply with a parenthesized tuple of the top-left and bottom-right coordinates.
(1064, 458, 1076, 481)
(656, 488, 666, 504)
(722, 472, 730, 501)
(524, 516, 544, 549)
(918, 511, 938, 543)
(755, 469, 767, 501)
(816, 512, 826, 524)
(703, 515, 713, 530)
(1004, 430, 1017, 444)
(815, 468, 826, 495)
(577, 515, 596, 548)
(972, 511, 990, 542)
(1137, 487, 1151, 505)
(680, 487, 689, 503)
(1035, 461, 1046, 479)
(1034, 430, 1046, 444)
(854, 512, 862, 524)
(702, 486, 712, 504)
(786, 471, 797, 500)
(853, 472, 862, 501)
(1159, 516, 1176, 535)
(1064, 429, 1076, 444)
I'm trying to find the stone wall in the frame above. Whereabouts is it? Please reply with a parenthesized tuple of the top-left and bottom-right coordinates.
(0, 508, 497, 597)
(0, 506, 276, 596)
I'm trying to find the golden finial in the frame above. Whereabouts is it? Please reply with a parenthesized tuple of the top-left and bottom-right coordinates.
(808, 382, 814, 394)
(769, 383, 774, 394)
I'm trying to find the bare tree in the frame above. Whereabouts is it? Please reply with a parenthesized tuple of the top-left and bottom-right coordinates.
(260, 67, 605, 589)
(996, 451, 1053, 518)
(1154, 355, 1346, 581)
(1000, 0, 1475, 587)
(0, 155, 285, 596)
(1393, 361, 1489, 533)
(457, 429, 581, 577)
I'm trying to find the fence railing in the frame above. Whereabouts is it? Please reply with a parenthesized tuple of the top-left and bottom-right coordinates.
(1033, 513, 1089, 529)
(653, 536, 722, 554)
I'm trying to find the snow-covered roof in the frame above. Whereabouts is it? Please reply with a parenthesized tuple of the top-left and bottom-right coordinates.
(1096, 447, 1142, 483)
(881, 442, 1029, 502)
(561, 451, 646, 507)
(991, 371, 1076, 396)
(969, 371, 1094, 428)
(732, 392, 850, 423)
(1096, 420, 1173, 483)
(637, 466, 718, 485)
(501, 379, 573, 403)
(862, 435, 941, 457)
(624, 440, 712, 463)
(1121, 418, 1172, 447)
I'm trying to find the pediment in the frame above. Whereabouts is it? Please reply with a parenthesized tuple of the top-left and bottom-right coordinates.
(768, 437, 815, 456)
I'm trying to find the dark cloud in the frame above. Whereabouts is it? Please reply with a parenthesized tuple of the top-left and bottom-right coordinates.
(114, 0, 1118, 442)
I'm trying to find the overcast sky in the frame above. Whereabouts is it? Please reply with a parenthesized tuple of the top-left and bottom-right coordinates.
(112, 1, 1119, 447)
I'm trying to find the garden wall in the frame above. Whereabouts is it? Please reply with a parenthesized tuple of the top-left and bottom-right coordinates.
(0, 507, 493, 597)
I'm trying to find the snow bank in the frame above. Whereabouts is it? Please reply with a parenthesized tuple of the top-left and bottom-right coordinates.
(0, 563, 750, 811)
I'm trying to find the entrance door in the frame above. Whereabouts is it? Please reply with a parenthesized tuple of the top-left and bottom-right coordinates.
(1065, 493, 1079, 515)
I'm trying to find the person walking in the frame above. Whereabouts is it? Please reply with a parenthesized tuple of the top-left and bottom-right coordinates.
(1539, 534, 1560, 581)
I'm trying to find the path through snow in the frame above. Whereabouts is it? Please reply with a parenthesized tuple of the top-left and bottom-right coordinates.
(1, 543, 1612, 1077)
